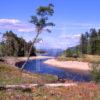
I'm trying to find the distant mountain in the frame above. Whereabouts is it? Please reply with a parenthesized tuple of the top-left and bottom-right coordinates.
(38, 49, 63, 57)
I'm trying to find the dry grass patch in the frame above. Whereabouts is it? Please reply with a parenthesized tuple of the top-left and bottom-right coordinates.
(0, 62, 58, 86)
(0, 83, 99, 100)
(57, 55, 100, 63)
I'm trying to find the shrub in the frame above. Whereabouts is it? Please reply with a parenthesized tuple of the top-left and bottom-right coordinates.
(90, 63, 100, 83)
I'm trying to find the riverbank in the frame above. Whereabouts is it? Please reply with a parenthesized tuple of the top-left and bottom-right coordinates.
(4, 56, 54, 66)
(0, 58, 100, 99)
(44, 59, 91, 75)
(4, 56, 91, 75)
(0, 62, 99, 100)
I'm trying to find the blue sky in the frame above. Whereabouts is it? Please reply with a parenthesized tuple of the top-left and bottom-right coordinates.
(0, 0, 100, 49)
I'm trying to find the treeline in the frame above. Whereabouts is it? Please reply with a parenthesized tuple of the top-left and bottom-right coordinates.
(80, 28, 100, 55)
(0, 31, 36, 57)
(64, 46, 80, 57)
(65, 28, 100, 57)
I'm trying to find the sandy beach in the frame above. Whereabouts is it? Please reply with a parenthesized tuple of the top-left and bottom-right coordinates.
(44, 59, 91, 75)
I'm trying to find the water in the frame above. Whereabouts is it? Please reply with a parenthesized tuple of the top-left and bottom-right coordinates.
(23, 58, 91, 82)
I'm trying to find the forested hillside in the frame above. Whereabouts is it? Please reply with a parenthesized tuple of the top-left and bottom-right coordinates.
(65, 28, 100, 57)
(0, 31, 36, 57)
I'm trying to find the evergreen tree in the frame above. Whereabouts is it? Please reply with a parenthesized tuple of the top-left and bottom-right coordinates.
(1, 31, 36, 57)
(65, 28, 100, 56)
(80, 34, 88, 54)
(90, 28, 98, 55)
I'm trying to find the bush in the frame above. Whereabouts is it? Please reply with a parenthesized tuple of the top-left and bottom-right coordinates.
(90, 63, 100, 83)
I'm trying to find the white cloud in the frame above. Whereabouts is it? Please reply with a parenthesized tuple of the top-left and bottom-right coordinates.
(17, 28, 33, 32)
(0, 19, 21, 24)
(36, 32, 80, 49)
(0, 18, 34, 32)
(59, 32, 81, 40)
(1, 19, 100, 33)
(73, 34, 81, 39)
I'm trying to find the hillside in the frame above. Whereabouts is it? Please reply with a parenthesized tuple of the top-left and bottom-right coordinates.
(0, 62, 100, 100)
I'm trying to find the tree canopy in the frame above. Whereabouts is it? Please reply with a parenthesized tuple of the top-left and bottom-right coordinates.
(65, 28, 100, 57)
(0, 31, 36, 57)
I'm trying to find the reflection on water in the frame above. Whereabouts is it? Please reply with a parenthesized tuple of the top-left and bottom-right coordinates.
(23, 59, 91, 82)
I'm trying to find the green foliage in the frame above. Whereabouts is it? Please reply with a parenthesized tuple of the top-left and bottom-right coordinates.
(65, 49, 73, 57)
(80, 28, 100, 55)
(64, 28, 100, 58)
(0, 31, 36, 57)
(90, 63, 100, 83)
(21, 4, 55, 70)
(37, 4, 54, 16)
(80, 33, 89, 54)
(64, 46, 80, 57)
(30, 3, 55, 33)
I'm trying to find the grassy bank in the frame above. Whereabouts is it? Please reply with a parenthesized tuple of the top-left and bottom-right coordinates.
(0, 62, 100, 100)
(57, 55, 100, 63)
(0, 62, 58, 85)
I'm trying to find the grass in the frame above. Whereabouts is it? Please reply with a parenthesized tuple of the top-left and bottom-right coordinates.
(57, 54, 100, 63)
(0, 62, 58, 85)
(90, 63, 100, 83)
(0, 83, 100, 100)
(0, 62, 100, 100)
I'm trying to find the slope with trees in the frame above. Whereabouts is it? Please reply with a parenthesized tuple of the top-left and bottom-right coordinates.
(0, 31, 36, 57)
(65, 28, 100, 57)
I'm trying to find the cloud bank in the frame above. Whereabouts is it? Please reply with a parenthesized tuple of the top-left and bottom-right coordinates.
(1, 18, 99, 49)
(0, 19, 34, 32)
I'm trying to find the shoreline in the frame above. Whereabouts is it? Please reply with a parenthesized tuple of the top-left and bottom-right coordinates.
(4, 56, 91, 75)
(4, 56, 54, 66)
(44, 59, 91, 75)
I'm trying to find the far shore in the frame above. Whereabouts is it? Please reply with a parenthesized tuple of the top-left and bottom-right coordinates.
(17, 56, 54, 61)
(4, 56, 54, 66)
(44, 59, 91, 75)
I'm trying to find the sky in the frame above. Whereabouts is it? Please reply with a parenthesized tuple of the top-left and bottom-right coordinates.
(0, 0, 100, 49)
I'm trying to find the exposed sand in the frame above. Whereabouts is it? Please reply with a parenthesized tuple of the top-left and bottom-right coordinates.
(44, 59, 91, 74)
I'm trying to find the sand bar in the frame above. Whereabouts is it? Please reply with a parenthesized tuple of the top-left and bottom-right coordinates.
(44, 59, 91, 74)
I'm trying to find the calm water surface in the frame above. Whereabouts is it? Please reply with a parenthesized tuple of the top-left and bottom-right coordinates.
(23, 58, 91, 82)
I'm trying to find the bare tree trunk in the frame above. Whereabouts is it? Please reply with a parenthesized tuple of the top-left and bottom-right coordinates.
(21, 32, 40, 71)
